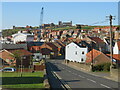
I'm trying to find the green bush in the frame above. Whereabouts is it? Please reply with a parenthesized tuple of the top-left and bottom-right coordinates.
(92, 63, 111, 72)
(103, 63, 111, 71)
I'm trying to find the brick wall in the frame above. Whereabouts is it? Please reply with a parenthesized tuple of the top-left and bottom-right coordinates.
(34, 65, 45, 71)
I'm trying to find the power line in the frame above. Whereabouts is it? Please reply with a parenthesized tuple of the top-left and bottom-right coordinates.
(90, 20, 109, 26)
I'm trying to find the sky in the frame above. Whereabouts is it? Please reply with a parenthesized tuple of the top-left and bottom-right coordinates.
(1, 2, 119, 30)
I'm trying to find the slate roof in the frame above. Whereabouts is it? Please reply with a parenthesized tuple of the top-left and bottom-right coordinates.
(27, 42, 44, 47)
(55, 40, 66, 47)
(89, 37, 104, 43)
(46, 43, 58, 50)
(75, 40, 91, 48)
(104, 38, 115, 46)
(0, 43, 27, 50)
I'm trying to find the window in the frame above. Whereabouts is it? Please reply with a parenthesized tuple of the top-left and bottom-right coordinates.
(81, 58, 84, 62)
(10, 60, 13, 62)
(82, 51, 84, 54)
(75, 51, 77, 55)
(36, 56, 40, 59)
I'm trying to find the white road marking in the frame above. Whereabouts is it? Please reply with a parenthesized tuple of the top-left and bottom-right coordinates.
(78, 75, 85, 78)
(68, 71, 71, 72)
(100, 84, 111, 89)
(74, 73, 77, 75)
(87, 78, 96, 83)
(48, 63, 71, 89)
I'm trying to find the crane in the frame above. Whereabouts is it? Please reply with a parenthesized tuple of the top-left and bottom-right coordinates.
(37, 7, 44, 41)
(40, 7, 44, 29)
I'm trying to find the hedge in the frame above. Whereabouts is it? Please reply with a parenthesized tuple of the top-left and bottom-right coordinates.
(92, 63, 111, 72)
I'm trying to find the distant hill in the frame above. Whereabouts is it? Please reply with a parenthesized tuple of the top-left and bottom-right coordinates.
(2, 29, 26, 37)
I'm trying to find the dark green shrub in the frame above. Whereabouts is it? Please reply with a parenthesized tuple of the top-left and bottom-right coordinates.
(103, 63, 111, 71)
(92, 63, 111, 72)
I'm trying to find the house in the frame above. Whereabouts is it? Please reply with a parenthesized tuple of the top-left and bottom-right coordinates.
(40, 42, 59, 59)
(104, 38, 115, 53)
(106, 54, 120, 67)
(67, 30, 74, 36)
(29, 46, 43, 61)
(92, 27, 101, 33)
(12, 32, 34, 44)
(0, 49, 32, 67)
(88, 37, 107, 52)
(86, 49, 111, 65)
(27, 42, 44, 61)
(114, 30, 120, 40)
(113, 40, 120, 54)
(101, 26, 119, 32)
(72, 32, 79, 38)
(0, 50, 15, 66)
(65, 42, 88, 63)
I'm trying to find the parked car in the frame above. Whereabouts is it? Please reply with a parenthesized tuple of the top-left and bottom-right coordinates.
(0, 68, 16, 72)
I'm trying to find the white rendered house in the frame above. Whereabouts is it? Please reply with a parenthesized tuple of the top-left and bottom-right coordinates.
(113, 41, 120, 54)
(65, 42, 88, 63)
(12, 32, 34, 44)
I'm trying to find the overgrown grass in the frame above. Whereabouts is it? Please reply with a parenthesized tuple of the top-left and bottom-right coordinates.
(1, 71, 44, 88)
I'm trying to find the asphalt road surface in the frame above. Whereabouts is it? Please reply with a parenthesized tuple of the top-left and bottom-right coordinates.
(46, 59, 119, 90)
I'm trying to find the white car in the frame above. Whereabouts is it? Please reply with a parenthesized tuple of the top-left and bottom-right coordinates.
(0, 68, 16, 72)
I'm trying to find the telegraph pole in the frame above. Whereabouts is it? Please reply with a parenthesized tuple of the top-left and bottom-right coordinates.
(106, 15, 115, 68)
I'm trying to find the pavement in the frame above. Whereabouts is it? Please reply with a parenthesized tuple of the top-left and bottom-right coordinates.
(46, 61, 65, 89)
(46, 59, 119, 89)
(62, 61, 119, 82)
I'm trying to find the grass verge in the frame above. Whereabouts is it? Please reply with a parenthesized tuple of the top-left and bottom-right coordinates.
(1, 71, 44, 88)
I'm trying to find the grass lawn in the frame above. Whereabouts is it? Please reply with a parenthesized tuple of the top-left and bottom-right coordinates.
(1, 71, 44, 88)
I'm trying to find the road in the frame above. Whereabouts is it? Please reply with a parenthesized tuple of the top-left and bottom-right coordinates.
(46, 59, 119, 90)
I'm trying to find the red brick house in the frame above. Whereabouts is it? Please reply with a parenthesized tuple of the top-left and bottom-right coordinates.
(0, 49, 32, 67)
(40, 42, 60, 58)
(86, 49, 111, 65)
(92, 26, 119, 33)
(88, 37, 107, 52)
(29, 46, 41, 53)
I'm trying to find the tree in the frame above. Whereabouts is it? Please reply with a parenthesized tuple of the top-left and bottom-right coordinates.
(10, 50, 22, 68)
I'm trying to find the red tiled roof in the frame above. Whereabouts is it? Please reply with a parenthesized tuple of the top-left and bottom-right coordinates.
(68, 38, 75, 40)
(94, 27, 101, 29)
(75, 39, 82, 43)
(8, 49, 32, 56)
(89, 37, 104, 43)
(101, 26, 118, 29)
(30, 46, 41, 51)
(106, 54, 120, 61)
(86, 49, 102, 63)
